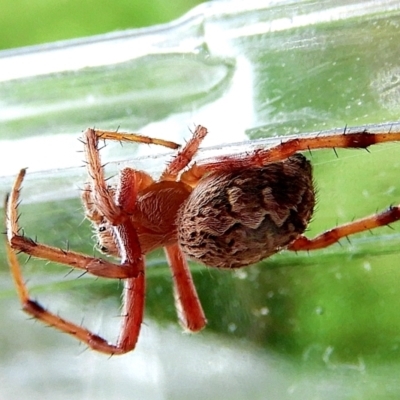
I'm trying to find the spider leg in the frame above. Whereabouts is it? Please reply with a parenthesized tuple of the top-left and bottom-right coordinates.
(83, 131, 151, 353)
(84, 129, 148, 266)
(164, 244, 206, 332)
(180, 128, 400, 185)
(81, 182, 103, 224)
(86, 127, 180, 149)
(5, 170, 139, 278)
(84, 128, 127, 225)
(161, 125, 208, 181)
(6, 169, 146, 354)
(288, 206, 400, 251)
(158, 126, 208, 330)
(5, 236, 143, 355)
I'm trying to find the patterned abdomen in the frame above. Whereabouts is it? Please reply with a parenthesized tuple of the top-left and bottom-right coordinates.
(178, 154, 315, 268)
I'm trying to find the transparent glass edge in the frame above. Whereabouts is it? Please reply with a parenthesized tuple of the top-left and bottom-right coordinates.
(1, 0, 400, 81)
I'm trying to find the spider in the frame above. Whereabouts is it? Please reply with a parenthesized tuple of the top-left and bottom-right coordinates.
(5, 125, 400, 355)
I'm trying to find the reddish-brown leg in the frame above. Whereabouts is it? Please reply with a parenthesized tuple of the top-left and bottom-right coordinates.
(83, 128, 150, 354)
(6, 239, 115, 353)
(180, 128, 400, 185)
(5, 130, 155, 354)
(88, 128, 180, 149)
(164, 244, 206, 332)
(6, 170, 139, 279)
(6, 237, 142, 354)
(160, 126, 208, 332)
(288, 206, 400, 251)
(5, 171, 145, 354)
(161, 125, 208, 181)
(83, 129, 145, 267)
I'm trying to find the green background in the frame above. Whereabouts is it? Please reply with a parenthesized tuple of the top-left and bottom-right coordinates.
(0, 0, 205, 50)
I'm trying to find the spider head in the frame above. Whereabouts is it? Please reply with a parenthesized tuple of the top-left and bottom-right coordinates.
(95, 222, 119, 257)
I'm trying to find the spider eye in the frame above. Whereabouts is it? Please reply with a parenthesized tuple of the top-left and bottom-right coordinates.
(96, 240, 108, 253)
(98, 225, 106, 232)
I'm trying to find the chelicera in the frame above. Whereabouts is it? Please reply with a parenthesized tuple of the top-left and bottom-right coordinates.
(5, 125, 400, 355)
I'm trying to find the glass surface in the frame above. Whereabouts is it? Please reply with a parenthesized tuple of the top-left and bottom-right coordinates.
(1, 0, 400, 398)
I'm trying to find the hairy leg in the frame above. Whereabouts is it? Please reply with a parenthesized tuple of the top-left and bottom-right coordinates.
(180, 127, 400, 185)
(164, 244, 206, 332)
(289, 206, 400, 251)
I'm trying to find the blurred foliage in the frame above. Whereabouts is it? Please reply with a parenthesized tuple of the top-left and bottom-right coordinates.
(0, 0, 205, 50)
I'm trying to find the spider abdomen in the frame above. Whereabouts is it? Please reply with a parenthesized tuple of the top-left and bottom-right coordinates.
(178, 154, 315, 268)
